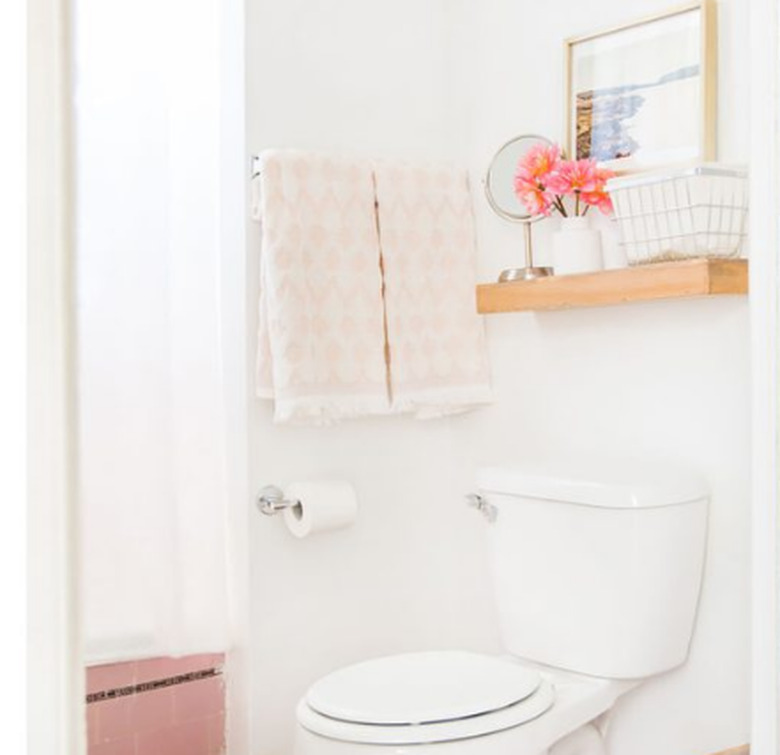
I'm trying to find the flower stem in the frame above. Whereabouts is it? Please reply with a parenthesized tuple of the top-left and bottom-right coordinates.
(575, 192, 580, 217)
(554, 196, 568, 217)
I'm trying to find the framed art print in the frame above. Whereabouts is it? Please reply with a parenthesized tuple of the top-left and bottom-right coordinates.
(565, 1, 716, 173)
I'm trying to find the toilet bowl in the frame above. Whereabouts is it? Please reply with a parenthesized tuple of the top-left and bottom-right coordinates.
(294, 463, 709, 755)
(294, 651, 638, 755)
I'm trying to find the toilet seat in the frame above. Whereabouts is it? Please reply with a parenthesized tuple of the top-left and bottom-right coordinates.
(298, 651, 556, 745)
(307, 651, 545, 724)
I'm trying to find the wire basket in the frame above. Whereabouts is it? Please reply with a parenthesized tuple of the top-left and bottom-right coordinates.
(606, 165, 748, 266)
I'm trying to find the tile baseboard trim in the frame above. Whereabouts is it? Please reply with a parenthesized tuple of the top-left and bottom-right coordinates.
(86, 666, 222, 704)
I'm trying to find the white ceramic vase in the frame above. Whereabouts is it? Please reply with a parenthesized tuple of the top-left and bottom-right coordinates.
(552, 216, 604, 276)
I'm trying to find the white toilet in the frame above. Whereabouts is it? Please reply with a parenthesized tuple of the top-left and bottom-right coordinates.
(294, 463, 709, 755)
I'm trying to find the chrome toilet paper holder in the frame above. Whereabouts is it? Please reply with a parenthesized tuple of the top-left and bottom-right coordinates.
(257, 485, 301, 516)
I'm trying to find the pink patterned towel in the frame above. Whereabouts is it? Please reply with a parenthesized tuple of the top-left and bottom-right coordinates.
(256, 150, 390, 423)
(374, 162, 492, 417)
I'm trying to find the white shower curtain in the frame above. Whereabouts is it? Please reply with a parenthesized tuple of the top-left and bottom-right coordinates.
(75, 0, 228, 662)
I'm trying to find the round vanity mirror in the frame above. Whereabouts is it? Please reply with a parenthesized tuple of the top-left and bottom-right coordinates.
(485, 134, 554, 281)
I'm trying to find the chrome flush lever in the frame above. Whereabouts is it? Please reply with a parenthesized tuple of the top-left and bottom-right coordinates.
(465, 493, 497, 523)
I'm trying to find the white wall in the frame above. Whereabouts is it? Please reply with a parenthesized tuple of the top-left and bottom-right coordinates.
(244, 3, 501, 754)
(219, 0, 253, 751)
(244, 2, 751, 754)
(748, 1, 780, 752)
(464, 3, 750, 754)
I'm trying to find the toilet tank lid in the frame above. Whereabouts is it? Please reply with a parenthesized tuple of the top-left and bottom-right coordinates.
(477, 462, 709, 509)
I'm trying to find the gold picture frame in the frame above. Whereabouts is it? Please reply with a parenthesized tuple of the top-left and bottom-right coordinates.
(564, 0, 716, 173)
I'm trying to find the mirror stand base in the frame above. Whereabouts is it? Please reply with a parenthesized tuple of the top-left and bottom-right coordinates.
(498, 266, 553, 282)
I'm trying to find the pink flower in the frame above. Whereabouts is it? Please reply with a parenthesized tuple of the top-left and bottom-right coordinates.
(581, 190, 614, 214)
(593, 165, 616, 187)
(513, 173, 535, 195)
(580, 166, 616, 215)
(515, 182, 553, 216)
(516, 144, 562, 182)
(513, 170, 553, 216)
(546, 158, 600, 195)
(510, 144, 615, 218)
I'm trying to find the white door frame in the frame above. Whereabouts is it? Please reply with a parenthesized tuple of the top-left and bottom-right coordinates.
(749, 0, 780, 753)
(27, 0, 84, 752)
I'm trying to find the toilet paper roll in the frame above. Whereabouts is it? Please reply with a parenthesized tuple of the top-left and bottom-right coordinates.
(548, 725, 606, 755)
(283, 481, 358, 538)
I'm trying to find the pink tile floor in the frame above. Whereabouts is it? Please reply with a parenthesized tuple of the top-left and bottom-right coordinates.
(87, 654, 225, 755)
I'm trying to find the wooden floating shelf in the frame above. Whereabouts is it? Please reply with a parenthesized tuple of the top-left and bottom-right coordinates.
(476, 259, 748, 314)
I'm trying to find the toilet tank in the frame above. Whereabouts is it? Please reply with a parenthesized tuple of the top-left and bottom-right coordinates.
(477, 463, 708, 679)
